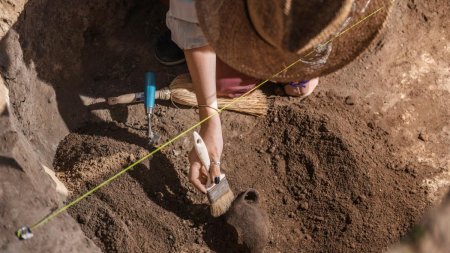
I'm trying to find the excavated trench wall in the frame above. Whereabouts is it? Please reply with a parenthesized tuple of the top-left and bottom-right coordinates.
(1, 0, 180, 251)
(0, 0, 142, 251)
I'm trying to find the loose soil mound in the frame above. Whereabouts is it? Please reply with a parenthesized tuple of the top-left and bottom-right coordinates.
(54, 92, 432, 253)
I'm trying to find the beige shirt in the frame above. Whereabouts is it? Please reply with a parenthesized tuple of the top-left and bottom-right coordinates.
(167, 0, 198, 23)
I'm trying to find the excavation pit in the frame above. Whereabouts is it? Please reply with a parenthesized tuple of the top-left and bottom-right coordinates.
(1, 0, 449, 252)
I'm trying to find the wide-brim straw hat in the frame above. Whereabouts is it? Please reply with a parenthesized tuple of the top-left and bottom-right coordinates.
(196, 0, 392, 82)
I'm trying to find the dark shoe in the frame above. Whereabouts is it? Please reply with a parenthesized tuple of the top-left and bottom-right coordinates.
(155, 30, 185, 66)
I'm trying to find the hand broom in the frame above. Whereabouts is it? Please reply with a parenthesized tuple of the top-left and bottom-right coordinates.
(107, 74, 268, 116)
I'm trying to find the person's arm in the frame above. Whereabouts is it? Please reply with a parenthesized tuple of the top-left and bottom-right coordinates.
(184, 45, 223, 193)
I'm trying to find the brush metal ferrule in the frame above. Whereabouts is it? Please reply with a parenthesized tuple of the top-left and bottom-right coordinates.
(207, 176, 230, 203)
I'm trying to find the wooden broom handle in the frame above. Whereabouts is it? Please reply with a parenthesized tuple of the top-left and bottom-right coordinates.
(107, 93, 140, 105)
(106, 88, 172, 105)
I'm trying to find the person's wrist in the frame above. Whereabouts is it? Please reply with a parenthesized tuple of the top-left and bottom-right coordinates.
(199, 106, 222, 128)
(199, 119, 223, 161)
(199, 107, 220, 122)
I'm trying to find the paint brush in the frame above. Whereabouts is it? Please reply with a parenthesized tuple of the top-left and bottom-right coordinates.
(193, 131, 234, 217)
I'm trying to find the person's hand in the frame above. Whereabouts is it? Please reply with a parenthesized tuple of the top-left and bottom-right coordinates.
(188, 118, 223, 193)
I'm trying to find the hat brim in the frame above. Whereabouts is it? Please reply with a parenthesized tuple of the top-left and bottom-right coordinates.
(196, 0, 392, 82)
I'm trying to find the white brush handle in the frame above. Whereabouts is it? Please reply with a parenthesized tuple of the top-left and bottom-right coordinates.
(193, 131, 212, 187)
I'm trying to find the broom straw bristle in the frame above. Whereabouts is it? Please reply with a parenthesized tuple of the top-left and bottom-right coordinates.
(210, 189, 235, 217)
(167, 74, 268, 116)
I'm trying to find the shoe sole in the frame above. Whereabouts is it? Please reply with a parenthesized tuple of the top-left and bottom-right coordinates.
(155, 53, 186, 66)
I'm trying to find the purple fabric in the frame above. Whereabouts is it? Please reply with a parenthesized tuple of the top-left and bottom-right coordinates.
(288, 80, 308, 88)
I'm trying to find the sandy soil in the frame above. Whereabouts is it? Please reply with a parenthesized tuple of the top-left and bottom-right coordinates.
(52, 0, 448, 252)
(54, 93, 434, 252)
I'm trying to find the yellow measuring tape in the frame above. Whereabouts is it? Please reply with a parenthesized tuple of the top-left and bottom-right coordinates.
(17, 6, 385, 239)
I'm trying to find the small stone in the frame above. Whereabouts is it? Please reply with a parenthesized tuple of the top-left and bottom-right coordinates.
(268, 146, 276, 153)
(304, 234, 312, 240)
(125, 220, 132, 226)
(173, 149, 181, 156)
(195, 237, 201, 244)
(315, 216, 325, 221)
(128, 154, 136, 162)
(275, 187, 284, 193)
(345, 96, 355, 105)
(273, 117, 279, 123)
(299, 193, 306, 200)
(359, 195, 367, 202)
(418, 132, 428, 142)
(168, 235, 174, 241)
(282, 196, 288, 205)
(367, 122, 374, 129)
(353, 195, 366, 204)
(288, 212, 295, 218)
(299, 202, 309, 210)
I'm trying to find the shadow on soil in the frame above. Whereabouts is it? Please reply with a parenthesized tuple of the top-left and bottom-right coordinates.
(130, 151, 246, 252)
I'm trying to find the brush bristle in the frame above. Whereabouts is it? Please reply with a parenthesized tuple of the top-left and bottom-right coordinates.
(210, 189, 235, 217)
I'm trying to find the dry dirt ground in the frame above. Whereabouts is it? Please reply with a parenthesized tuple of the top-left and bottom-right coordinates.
(1, 0, 449, 253)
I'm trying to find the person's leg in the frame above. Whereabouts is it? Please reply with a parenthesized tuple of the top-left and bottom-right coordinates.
(216, 58, 258, 98)
(215, 58, 319, 99)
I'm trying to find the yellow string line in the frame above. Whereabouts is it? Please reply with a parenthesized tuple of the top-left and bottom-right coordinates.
(29, 6, 384, 231)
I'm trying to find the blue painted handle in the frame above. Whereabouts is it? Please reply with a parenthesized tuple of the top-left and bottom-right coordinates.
(144, 72, 156, 110)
